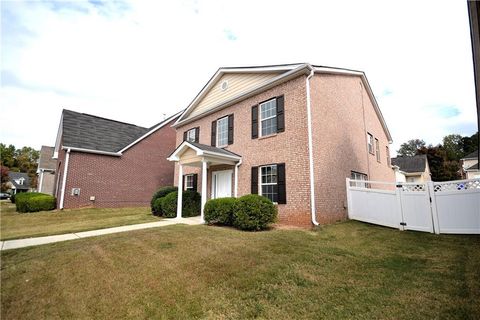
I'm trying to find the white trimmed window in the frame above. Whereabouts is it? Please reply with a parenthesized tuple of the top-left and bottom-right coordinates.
(367, 133, 374, 154)
(260, 99, 277, 136)
(260, 165, 278, 203)
(351, 171, 368, 188)
(375, 138, 380, 162)
(386, 146, 390, 166)
(185, 174, 194, 191)
(186, 129, 196, 142)
(216, 116, 228, 147)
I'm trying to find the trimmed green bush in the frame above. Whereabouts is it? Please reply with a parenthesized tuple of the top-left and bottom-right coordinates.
(233, 194, 277, 231)
(10, 193, 15, 204)
(150, 186, 177, 216)
(161, 191, 201, 218)
(15, 192, 56, 213)
(204, 197, 237, 225)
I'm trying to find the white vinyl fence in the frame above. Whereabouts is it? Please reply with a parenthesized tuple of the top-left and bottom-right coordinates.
(346, 178, 480, 234)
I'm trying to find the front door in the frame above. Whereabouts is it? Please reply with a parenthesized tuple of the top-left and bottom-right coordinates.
(212, 170, 232, 199)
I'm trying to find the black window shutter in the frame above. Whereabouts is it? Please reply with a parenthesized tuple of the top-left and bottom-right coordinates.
(183, 131, 187, 141)
(251, 166, 258, 194)
(182, 174, 186, 191)
(211, 120, 216, 146)
(192, 174, 198, 192)
(195, 127, 200, 143)
(228, 114, 234, 145)
(251, 105, 258, 139)
(276, 95, 285, 133)
(277, 163, 286, 204)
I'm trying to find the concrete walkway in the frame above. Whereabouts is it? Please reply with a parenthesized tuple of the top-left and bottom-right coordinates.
(0, 216, 202, 251)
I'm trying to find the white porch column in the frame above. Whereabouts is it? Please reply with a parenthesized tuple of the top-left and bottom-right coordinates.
(176, 164, 183, 219)
(201, 160, 208, 223)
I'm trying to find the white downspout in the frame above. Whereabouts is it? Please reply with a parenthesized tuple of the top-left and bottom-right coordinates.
(306, 66, 319, 226)
(59, 148, 71, 209)
(234, 159, 242, 198)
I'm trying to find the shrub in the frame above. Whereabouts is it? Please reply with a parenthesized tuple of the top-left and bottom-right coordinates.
(10, 193, 15, 204)
(150, 186, 177, 216)
(152, 197, 164, 216)
(204, 197, 237, 226)
(161, 191, 201, 218)
(15, 192, 56, 213)
(233, 194, 277, 231)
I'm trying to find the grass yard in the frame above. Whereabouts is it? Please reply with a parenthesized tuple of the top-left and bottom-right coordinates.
(0, 202, 161, 240)
(1, 221, 479, 319)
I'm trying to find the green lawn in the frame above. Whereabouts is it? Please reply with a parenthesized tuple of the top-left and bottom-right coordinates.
(1, 221, 479, 319)
(0, 202, 161, 240)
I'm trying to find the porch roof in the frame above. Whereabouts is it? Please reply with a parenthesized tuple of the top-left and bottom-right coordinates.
(167, 141, 241, 166)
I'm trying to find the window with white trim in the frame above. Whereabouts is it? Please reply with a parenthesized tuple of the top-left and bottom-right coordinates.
(260, 164, 278, 202)
(367, 133, 374, 154)
(386, 146, 391, 166)
(260, 99, 277, 136)
(216, 116, 228, 147)
(186, 129, 196, 142)
(185, 174, 194, 191)
(375, 138, 380, 162)
(351, 171, 368, 188)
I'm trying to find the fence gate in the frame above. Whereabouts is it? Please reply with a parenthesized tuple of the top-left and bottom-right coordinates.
(346, 178, 480, 234)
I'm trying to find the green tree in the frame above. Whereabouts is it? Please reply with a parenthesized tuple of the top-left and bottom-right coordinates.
(417, 145, 461, 181)
(397, 139, 426, 156)
(460, 131, 479, 156)
(1, 165, 9, 192)
(0, 143, 16, 168)
(442, 134, 463, 161)
(0, 144, 39, 189)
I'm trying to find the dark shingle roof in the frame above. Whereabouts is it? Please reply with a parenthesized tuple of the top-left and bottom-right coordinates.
(466, 162, 479, 170)
(188, 142, 241, 157)
(462, 150, 479, 160)
(391, 155, 427, 173)
(62, 110, 149, 153)
(38, 146, 57, 170)
(8, 172, 30, 190)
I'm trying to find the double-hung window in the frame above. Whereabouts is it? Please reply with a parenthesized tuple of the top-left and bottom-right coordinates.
(375, 138, 380, 162)
(186, 129, 196, 142)
(185, 174, 194, 191)
(260, 165, 278, 203)
(351, 171, 368, 188)
(216, 117, 229, 147)
(260, 99, 277, 136)
(367, 133, 374, 154)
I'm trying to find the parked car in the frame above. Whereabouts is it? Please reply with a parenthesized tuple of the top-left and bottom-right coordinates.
(0, 192, 11, 200)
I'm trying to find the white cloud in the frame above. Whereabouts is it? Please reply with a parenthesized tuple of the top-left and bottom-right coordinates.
(0, 0, 477, 153)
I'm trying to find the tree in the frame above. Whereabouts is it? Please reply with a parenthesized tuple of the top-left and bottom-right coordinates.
(1, 165, 9, 192)
(397, 139, 426, 156)
(417, 145, 461, 181)
(460, 132, 479, 156)
(0, 143, 16, 168)
(0, 144, 39, 189)
(442, 134, 463, 161)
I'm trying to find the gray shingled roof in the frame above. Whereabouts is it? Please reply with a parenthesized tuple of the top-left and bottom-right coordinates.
(462, 150, 479, 160)
(188, 142, 241, 157)
(391, 155, 427, 173)
(466, 162, 479, 170)
(62, 110, 149, 153)
(38, 146, 57, 170)
(8, 172, 30, 190)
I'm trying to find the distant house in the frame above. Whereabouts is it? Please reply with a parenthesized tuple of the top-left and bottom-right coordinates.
(53, 109, 179, 209)
(7, 172, 30, 194)
(37, 146, 57, 195)
(460, 150, 479, 179)
(391, 155, 431, 183)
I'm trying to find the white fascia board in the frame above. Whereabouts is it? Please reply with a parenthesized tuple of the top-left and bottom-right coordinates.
(62, 146, 122, 157)
(118, 111, 181, 153)
(174, 64, 311, 128)
(168, 141, 204, 161)
(53, 112, 64, 159)
(202, 151, 241, 161)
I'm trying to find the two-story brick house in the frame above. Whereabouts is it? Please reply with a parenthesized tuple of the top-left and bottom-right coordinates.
(168, 63, 395, 227)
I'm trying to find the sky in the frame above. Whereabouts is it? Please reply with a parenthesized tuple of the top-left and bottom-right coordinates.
(1, 0, 478, 155)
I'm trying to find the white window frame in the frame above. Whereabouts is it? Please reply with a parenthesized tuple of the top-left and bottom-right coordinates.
(259, 98, 277, 137)
(186, 128, 196, 142)
(351, 171, 368, 188)
(185, 174, 194, 191)
(216, 116, 229, 147)
(367, 133, 374, 154)
(259, 164, 278, 203)
(375, 138, 380, 162)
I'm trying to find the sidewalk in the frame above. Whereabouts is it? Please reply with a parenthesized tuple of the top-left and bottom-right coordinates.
(0, 216, 202, 251)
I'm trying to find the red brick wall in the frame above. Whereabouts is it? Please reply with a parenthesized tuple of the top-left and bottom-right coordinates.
(310, 74, 395, 224)
(57, 119, 176, 209)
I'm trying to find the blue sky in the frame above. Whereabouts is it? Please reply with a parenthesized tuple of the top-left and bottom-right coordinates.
(0, 0, 478, 154)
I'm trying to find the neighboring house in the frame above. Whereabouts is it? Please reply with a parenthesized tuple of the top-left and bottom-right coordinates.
(168, 63, 395, 227)
(37, 146, 57, 195)
(7, 172, 30, 194)
(391, 155, 431, 183)
(53, 109, 179, 209)
(460, 150, 480, 179)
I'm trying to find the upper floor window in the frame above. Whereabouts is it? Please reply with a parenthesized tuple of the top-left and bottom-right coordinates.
(367, 133, 374, 154)
(386, 146, 391, 166)
(260, 99, 277, 136)
(184, 127, 199, 143)
(216, 116, 229, 147)
(17, 177, 25, 185)
(375, 138, 380, 162)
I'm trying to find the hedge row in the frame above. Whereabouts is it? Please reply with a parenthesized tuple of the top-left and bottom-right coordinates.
(204, 194, 277, 231)
(15, 192, 56, 213)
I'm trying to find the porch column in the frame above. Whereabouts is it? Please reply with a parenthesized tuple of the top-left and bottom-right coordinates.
(201, 160, 207, 223)
(176, 164, 183, 219)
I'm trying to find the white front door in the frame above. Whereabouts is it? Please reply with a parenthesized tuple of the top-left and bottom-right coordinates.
(212, 170, 232, 199)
